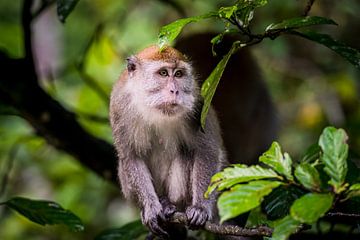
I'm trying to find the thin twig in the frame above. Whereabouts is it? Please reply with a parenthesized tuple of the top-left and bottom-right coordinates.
(76, 67, 110, 107)
(327, 212, 360, 219)
(0, 136, 36, 197)
(303, 0, 316, 16)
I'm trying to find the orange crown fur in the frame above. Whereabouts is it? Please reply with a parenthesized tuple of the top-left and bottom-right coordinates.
(135, 45, 188, 62)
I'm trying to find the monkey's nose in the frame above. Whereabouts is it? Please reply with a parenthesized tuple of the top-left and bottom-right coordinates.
(170, 89, 179, 95)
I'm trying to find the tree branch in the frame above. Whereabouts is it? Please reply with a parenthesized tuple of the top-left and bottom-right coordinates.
(303, 0, 316, 16)
(169, 212, 273, 237)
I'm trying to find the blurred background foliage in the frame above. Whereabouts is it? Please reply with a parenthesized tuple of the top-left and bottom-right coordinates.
(0, 0, 359, 239)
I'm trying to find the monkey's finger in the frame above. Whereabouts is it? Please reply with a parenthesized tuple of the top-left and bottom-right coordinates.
(163, 205, 176, 219)
(148, 220, 169, 238)
(193, 212, 207, 226)
(186, 207, 196, 222)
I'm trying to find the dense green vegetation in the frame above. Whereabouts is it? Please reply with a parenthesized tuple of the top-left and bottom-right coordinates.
(0, 0, 359, 239)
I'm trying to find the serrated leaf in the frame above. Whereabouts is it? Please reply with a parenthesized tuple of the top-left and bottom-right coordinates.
(262, 185, 305, 220)
(205, 164, 281, 198)
(218, 5, 238, 19)
(295, 163, 321, 191)
(218, 180, 282, 222)
(2, 197, 84, 231)
(266, 16, 337, 32)
(259, 142, 293, 181)
(272, 215, 301, 240)
(290, 31, 360, 69)
(346, 183, 360, 199)
(318, 126, 348, 193)
(290, 193, 334, 224)
(95, 220, 147, 240)
(57, 0, 80, 23)
(158, 12, 217, 49)
(200, 41, 241, 128)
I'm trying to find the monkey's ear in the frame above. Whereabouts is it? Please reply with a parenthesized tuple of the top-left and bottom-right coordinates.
(126, 56, 138, 72)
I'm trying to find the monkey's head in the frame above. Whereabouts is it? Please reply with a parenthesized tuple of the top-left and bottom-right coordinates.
(124, 45, 197, 122)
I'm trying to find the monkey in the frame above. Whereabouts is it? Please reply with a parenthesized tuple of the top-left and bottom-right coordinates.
(110, 32, 278, 239)
(109, 45, 227, 239)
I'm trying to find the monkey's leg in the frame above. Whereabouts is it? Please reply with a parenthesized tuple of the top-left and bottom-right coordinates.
(119, 157, 168, 237)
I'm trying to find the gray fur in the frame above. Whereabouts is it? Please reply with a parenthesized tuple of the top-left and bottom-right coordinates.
(109, 57, 227, 236)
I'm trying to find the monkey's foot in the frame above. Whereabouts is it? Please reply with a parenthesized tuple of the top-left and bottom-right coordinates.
(160, 197, 177, 219)
(141, 204, 169, 238)
(185, 205, 208, 229)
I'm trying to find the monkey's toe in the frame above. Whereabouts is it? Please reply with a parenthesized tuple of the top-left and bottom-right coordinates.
(185, 205, 208, 229)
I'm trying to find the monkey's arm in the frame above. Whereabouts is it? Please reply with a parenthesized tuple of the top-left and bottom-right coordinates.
(118, 155, 168, 236)
(187, 109, 225, 227)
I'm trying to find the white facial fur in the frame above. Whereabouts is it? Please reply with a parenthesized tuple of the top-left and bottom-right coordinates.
(125, 59, 198, 125)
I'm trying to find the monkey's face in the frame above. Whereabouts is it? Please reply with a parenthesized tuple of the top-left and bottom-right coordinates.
(143, 60, 196, 117)
(127, 59, 197, 121)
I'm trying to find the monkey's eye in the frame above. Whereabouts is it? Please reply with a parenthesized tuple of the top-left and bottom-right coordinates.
(174, 70, 183, 78)
(158, 69, 168, 77)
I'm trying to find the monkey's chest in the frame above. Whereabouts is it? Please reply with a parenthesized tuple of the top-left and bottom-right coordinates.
(148, 141, 191, 206)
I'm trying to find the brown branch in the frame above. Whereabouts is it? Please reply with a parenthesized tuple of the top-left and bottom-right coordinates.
(303, 0, 316, 16)
(0, 0, 118, 184)
(326, 212, 360, 219)
(169, 212, 273, 237)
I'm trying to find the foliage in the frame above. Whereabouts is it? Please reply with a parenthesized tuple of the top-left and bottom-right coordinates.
(0, 197, 84, 232)
(0, 0, 359, 239)
(95, 220, 147, 240)
(207, 126, 360, 239)
(157, 0, 360, 128)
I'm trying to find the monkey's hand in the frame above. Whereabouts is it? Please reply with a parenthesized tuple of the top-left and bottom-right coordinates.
(185, 205, 209, 229)
(160, 197, 177, 220)
(141, 202, 168, 238)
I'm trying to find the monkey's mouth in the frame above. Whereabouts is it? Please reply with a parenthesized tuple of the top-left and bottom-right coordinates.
(156, 102, 181, 116)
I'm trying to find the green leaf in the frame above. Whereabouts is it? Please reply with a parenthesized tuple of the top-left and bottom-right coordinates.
(295, 163, 321, 191)
(266, 16, 337, 31)
(57, 0, 80, 23)
(200, 41, 241, 129)
(205, 164, 281, 198)
(262, 185, 305, 220)
(218, 180, 282, 222)
(231, 0, 268, 27)
(272, 215, 301, 240)
(95, 220, 147, 240)
(2, 197, 84, 231)
(290, 31, 360, 69)
(345, 183, 360, 199)
(301, 144, 321, 163)
(218, 5, 238, 19)
(246, 207, 274, 228)
(318, 126, 349, 193)
(158, 12, 217, 49)
(290, 193, 334, 224)
(259, 142, 293, 181)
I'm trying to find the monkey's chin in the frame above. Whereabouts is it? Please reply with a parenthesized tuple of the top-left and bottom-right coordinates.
(156, 103, 184, 117)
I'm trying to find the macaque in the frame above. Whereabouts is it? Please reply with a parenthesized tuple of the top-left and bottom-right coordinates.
(110, 33, 277, 239)
(110, 45, 227, 238)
